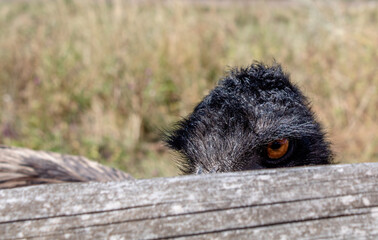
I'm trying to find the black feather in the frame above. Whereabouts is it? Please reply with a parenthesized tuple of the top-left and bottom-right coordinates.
(164, 62, 333, 174)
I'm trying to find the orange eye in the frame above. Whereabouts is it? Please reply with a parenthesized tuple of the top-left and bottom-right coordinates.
(267, 139, 289, 159)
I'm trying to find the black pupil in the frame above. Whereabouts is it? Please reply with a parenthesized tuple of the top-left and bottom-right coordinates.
(270, 141, 282, 150)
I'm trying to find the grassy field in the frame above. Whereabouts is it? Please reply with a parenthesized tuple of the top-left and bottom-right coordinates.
(0, 0, 377, 178)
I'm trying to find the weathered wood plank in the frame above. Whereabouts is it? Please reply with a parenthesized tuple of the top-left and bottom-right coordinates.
(0, 163, 377, 239)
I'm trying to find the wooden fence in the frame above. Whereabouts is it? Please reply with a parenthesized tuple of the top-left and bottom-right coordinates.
(0, 148, 377, 239)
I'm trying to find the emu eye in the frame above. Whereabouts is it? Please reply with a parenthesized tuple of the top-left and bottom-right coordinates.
(267, 139, 289, 159)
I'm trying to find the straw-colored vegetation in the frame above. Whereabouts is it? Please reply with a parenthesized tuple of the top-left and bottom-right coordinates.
(0, 0, 377, 178)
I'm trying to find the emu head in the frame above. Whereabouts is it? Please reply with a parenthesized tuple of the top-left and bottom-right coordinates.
(165, 63, 332, 174)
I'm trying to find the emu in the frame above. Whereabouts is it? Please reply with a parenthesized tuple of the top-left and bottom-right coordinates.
(0, 62, 332, 188)
(164, 62, 332, 174)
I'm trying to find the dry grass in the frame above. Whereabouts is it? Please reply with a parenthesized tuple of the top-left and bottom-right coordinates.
(0, 0, 377, 178)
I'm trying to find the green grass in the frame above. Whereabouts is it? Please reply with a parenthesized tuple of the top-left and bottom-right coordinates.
(0, 0, 377, 178)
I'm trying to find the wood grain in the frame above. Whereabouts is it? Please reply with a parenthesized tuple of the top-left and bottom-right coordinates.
(0, 161, 377, 239)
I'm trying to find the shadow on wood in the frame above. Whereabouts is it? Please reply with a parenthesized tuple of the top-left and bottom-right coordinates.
(0, 154, 377, 239)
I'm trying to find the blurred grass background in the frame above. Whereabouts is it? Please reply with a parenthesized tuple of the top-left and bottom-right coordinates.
(0, 0, 377, 178)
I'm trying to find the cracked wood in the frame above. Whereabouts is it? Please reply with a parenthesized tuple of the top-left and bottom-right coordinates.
(0, 162, 377, 239)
